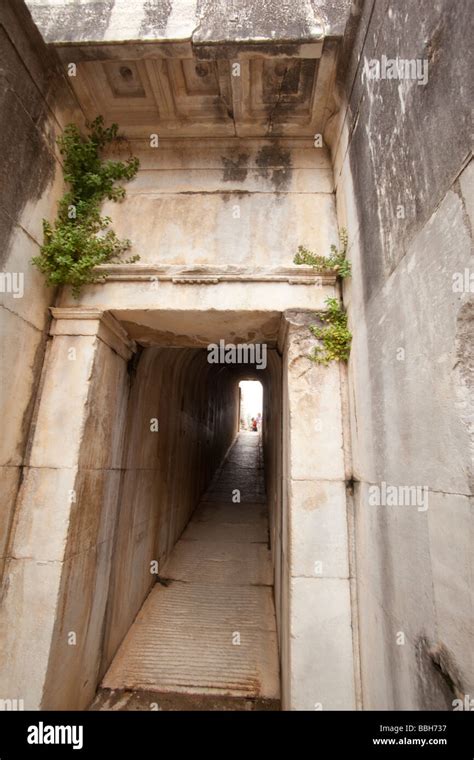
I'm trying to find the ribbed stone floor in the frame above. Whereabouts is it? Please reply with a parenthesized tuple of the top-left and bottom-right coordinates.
(95, 432, 280, 710)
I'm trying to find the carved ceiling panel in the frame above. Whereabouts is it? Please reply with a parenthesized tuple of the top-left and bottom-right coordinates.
(68, 46, 337, 138)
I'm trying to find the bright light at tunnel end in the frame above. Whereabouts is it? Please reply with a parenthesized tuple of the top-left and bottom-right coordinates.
(239, 380, 263, 431)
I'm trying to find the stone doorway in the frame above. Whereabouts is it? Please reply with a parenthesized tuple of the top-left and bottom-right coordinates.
(0, 307, 355, 710)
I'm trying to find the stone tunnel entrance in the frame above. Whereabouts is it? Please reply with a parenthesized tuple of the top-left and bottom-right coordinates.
(92, 346, 283, 710)
(1, 306, 355, 711)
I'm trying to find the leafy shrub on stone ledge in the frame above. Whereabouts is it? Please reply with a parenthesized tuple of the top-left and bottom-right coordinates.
(32, 116, 139, 297)
(294, 228, 351, 278)
(309, 297, 352, 365)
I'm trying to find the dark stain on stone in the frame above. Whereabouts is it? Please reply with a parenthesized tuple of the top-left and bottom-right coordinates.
(156, 575, 172, 587)
(139, 0, 173, 36)
(195, 63, 210, 78)
(19, 327, 52, 465)
(424, 18, 445, 67)
(262, 58, 316, 113)
(221, 153, 249, 182)
(334, 0, 365, 94)
(0, 27, 58, 267)
(0, 207, 15, 270)
(220, 190, 249, 202)
(195, 42, 302, 60)
(415, 636, 464, 709)
(428, 642, 464, 698)
(126, 345, 144, 384)
(119, 65, 134, 82)
(255, 143, 292, 191)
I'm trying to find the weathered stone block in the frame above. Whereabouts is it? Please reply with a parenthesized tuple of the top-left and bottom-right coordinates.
(290, 576, 355, 709)
(290, 479, 349, 578)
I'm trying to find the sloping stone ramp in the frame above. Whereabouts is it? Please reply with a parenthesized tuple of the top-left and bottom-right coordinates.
(92, 432, 280, 711)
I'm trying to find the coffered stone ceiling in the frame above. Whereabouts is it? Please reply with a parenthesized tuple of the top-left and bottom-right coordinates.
(27, 0, 350, 138)
(66, 50, 339, 138)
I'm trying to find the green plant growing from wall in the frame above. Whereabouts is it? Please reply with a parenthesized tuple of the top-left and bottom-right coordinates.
(293, 227, 351, 278)
(309, 297, 352, 365)
(293, 229, 352, 364)
(32, 116, 140, 297)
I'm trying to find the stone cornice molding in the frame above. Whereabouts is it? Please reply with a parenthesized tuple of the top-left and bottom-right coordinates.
(92, 265, 337, 286)
(49, 308, 137, 361)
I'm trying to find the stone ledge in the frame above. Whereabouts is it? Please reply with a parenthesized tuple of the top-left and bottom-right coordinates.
(93, 264, 337, 285)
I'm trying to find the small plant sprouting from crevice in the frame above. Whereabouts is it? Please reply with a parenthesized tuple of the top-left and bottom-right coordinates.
(293, 229, 352, 364)
(294, 228, 351, 278)
(309, 297, 352, 365)
(32, 116, 140, 297)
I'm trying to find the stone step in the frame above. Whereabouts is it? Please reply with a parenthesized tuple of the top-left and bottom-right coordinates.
(91, 688, 279, 712)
